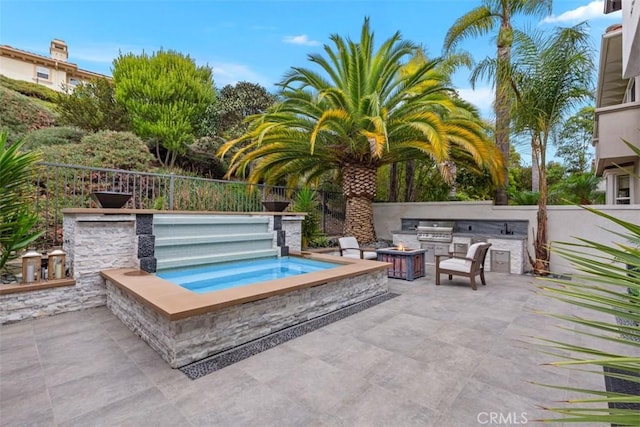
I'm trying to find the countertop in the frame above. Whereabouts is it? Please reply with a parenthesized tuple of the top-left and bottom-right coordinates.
(393, 230, 527, 240)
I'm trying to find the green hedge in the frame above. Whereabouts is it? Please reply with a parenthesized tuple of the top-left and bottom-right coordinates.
(0, 75, 58, 103)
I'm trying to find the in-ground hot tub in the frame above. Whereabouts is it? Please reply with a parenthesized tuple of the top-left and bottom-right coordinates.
(101, 253, 389, 368)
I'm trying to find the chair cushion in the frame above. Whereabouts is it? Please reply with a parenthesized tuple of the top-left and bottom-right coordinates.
(341, 250, 377, 260)
(439, 258, 472, 273)
(466, 242, 485, 259)
(362, 251, 378, 260)
(339, 237, 359, 250)
(342, 249, 361, 258)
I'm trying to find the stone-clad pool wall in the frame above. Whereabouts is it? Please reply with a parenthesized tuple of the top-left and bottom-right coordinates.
(105, 269, 388, 368)
(0, 209, 304, 324)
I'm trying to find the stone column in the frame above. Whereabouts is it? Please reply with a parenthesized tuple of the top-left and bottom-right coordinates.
(136, 214, 156, 273)
(273, 215, 288, 256)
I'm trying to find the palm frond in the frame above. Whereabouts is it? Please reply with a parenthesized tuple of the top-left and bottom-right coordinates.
(535, 208, 640, 422)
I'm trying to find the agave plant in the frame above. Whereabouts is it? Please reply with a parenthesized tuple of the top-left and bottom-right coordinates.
(535, 207, 640, 424)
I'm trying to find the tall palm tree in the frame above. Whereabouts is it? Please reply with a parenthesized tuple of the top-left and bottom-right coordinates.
(220, 18, 503, 243)
(509, 24, 594, 274)
(443, 0, 553, 205)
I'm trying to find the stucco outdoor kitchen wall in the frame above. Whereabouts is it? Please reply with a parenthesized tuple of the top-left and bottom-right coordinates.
(373, 201, 640, 275)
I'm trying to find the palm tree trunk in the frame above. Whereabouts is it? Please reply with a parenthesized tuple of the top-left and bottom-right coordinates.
(404, 160, 416, 202)
(342, 164, 377, 244)
(494, 25, 513, 206)
(534, 135, 549, 275)
(531, 145, 540, 192)
(389, 163, 398, 202)
(534, 170, 549, 275)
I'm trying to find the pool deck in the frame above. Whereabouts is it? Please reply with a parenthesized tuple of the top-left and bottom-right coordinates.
(0, 271, 616, 426)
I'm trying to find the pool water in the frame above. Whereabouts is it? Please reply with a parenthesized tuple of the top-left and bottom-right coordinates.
(156, 257, 340, 294)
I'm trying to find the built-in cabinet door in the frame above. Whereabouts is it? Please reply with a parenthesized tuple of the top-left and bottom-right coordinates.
(421, 243, 450, 263)
(490, 250, 510, 273)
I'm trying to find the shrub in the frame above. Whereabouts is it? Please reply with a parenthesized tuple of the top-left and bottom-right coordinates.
(54, 78, 131, 132)
(175, 136, 227, 178)
(38, 131, 155, 170)
(0, 75, 58, 103)
(0, 86, 57, 143)
(292, 187, 326, 249)
(22, 126, 85, 149)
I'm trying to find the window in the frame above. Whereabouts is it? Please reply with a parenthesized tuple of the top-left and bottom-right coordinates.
(36, 66, 50, 80)
(68, 77, 81, 87)
(623, 78, 637, 103)
(615, 174, 631, 205)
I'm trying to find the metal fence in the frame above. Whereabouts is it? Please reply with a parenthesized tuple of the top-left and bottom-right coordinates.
(33, 162, 345, 247)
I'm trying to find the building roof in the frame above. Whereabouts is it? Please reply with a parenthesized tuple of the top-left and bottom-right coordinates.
(596, 25, 627, 108)
(0, 44, 110, 81)
(604, 0, 622, 14)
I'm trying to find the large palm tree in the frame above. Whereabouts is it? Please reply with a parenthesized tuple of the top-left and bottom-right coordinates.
(220, 18, 503, 243)
(443, 0, 553, 205)
(510, 24, 594, 274)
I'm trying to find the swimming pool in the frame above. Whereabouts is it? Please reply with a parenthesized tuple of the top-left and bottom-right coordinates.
(156, 257, 340, 294)
(102, 252, 390, 368)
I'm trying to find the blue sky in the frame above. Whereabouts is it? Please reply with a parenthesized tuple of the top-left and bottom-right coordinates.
(0, 0, 622, 159)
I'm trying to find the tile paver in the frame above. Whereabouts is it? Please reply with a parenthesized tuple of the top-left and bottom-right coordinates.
(0, 272, 610, 426)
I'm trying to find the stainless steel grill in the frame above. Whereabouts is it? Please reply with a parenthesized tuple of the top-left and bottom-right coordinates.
(416, 222, 453, 243)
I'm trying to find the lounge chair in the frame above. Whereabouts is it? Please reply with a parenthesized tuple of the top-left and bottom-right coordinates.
(338, 236, 378, 260)
(435, 242, 492, 290)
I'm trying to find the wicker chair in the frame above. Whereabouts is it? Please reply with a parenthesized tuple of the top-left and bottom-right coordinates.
(435, 242, 492, 290)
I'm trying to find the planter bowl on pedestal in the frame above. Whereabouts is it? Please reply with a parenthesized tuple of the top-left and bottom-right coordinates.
(262, 201, 290, 212)
(90, 192, 132, 209)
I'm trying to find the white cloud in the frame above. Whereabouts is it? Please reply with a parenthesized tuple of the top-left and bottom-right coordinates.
(210, 61, 272, 88)
(457, 87, 494, 119)
(542, 0, 621, 24)
(72, 45, 133, 64)
(283, 35, 320, 46)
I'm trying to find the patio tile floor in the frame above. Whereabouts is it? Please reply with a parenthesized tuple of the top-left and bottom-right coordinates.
(0, 272, 611, 426)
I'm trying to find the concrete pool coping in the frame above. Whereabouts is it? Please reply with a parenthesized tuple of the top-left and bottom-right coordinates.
(100, 252, 390, 321)
(62, 208, 309, 216)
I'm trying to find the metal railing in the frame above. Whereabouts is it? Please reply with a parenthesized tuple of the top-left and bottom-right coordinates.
(33, 162, 345, 247)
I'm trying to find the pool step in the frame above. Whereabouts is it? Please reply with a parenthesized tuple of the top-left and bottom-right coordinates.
(154, 215, 270, 238)
(152, 214, 278, 270)
(155, 232, 274, 247)
(156, 249, 279, 271)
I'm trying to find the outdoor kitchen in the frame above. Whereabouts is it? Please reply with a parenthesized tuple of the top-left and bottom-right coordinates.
(392, 218, 529, 274)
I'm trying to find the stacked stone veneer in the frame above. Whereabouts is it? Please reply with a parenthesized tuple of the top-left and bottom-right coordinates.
(1, 212, 305, 324)
(106, 270, 388, 368)
(0, 213, 139, 324)
(281, 216, 302, 253)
